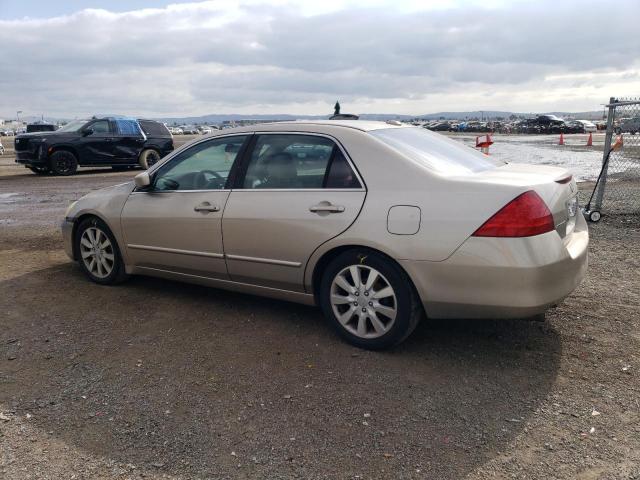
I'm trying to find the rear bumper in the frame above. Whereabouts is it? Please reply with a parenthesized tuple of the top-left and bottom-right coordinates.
(401, 214, 589, 319)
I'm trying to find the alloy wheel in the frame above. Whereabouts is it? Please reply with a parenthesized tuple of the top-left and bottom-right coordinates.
(80, 227, 115, 279)
(330, 264, 397, 339)
(147, 151, 160, 167)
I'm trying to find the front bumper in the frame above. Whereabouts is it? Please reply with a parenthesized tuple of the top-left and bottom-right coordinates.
(401, 214, 589, 319)
(61, 218, 75, 260)
(15, 147, 47, 166)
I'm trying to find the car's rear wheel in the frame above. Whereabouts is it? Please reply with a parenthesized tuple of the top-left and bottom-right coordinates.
(75, 217, 128, 285)
(139, 149, 161, 169)
(28, 166, 50, 175)
(49, 150, 78, 176)
(319, 249, 422, 350)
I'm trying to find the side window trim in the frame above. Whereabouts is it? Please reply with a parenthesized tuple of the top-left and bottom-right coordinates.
(321, 146, 338, 188)
(232, 132, 366, 191)
(147, 134, 251, 192)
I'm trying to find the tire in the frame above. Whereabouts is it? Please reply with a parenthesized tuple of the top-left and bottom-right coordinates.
(49, 150, 78, 176)
(139, 149, 161, 169)
(28, 166, 50, 175)
(74, 217, 129, 285)
(588, 210, 601, 223)
(319, 249, 422, 350)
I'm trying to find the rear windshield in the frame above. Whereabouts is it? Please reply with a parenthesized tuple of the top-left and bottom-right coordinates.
(138, 120, 171, 137)
(370, 127, 504, 175)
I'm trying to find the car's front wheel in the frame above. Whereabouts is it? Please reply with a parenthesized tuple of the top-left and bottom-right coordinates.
(49, 150, 78, 176)
(75, 217, 128, 285)
(319, 249, 422, 350)
(139, 149, 161, 169)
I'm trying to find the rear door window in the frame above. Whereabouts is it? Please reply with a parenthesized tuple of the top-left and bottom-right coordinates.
(114, 119, 143, 136)
(241, 134, 361, 189)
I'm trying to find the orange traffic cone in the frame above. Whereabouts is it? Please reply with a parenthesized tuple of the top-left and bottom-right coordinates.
(558, 133, 564, 145)
(586, 132, 593, 146)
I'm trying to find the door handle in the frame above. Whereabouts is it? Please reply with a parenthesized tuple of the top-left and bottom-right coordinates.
(194, 203, 220, 213)
(309, 203, 345, 213)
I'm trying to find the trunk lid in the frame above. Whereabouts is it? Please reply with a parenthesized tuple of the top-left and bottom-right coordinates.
(462, 163, 579, 238)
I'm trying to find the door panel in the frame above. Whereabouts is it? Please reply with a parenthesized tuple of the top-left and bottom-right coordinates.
(79, 120, 115, 164)
(222, 190, 365, 291)
(121, 191, 230, 278)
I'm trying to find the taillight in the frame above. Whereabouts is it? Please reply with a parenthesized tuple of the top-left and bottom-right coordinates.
(472, 190, 554, 237)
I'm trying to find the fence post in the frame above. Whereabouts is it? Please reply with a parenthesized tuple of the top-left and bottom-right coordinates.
(594, 97, 616, 211)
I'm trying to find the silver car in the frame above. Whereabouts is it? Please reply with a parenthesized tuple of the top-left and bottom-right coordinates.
(62, 121, 588, 349)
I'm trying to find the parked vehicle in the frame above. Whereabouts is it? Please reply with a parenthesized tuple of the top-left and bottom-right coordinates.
(1, 130, 15, 136)
(199, 127, 212, 135)
(26, 123, 57, 133)
(0, 140, 4, 155)
(616, 117, 640, 134)
(61, 121, 588, 349)
(574, 120, 597, 133)
(426, 121, 452, 132)
(14, 117, 173, 175)
(169, 127, 184, 135)
(562, 121, 586, 134)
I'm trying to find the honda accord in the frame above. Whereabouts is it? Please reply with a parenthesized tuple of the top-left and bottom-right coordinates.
(62, 121, 588, 349)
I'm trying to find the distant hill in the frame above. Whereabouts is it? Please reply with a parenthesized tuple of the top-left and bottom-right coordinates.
(2, 110, 605, 125)
(156, 110, 605, 125)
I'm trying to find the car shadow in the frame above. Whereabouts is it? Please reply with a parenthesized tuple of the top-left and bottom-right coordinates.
(0, 264, 562, 479)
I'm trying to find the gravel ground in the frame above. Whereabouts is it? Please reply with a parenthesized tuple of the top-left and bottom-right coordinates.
(0, 135, 639, 479)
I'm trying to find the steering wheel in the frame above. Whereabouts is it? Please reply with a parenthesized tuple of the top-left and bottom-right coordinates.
(195, 170, 224, 189)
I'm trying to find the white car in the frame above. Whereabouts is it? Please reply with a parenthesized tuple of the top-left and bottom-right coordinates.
(575, 120, 597, 133)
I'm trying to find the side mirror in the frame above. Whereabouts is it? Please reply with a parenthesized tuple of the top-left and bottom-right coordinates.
(134, 171, 151, 189)
(82, 128, 94, 136)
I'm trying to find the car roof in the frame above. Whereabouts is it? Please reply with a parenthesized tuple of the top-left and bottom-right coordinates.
(208, 120, 409, 135)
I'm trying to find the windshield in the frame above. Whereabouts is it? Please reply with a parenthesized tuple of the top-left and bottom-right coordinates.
(57, 120, 88, 132)
(370, 127, 504, 175)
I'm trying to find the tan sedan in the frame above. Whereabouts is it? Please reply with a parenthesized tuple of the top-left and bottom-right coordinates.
(62, 121, 588, 349)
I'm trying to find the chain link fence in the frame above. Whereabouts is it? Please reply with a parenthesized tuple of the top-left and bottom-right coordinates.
(584, 97, 640, 221)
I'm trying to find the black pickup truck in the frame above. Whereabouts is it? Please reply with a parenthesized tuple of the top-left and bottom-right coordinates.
(14, 117, 173, 175)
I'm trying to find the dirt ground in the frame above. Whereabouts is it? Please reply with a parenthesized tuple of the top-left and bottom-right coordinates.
(1, 135, 639, 479)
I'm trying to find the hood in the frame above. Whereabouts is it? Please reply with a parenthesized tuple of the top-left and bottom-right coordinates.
(16, 131, 76, 140)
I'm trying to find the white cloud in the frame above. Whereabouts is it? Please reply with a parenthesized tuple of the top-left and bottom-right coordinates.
(0, 0, 638, 118)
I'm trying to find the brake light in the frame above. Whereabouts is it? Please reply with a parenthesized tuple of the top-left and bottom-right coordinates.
(472, 191, 554, 237)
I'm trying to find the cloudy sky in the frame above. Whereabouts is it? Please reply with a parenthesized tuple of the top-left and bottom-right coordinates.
(1, 0, 638, 119)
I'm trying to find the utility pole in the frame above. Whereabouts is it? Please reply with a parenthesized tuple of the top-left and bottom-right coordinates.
(16, 110, 22, 123)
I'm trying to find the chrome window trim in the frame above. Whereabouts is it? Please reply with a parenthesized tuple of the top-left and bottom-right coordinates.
(227, 188, 364, 193)
(236, 131, 366, 191)
(130, 189, 231, 195)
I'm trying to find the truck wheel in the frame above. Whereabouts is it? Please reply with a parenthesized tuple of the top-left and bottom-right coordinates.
(49, 151, 78, 176)
(139, 149, 161, 169)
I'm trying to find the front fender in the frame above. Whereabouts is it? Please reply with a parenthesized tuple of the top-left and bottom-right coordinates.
(65, 182, 135, 264)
